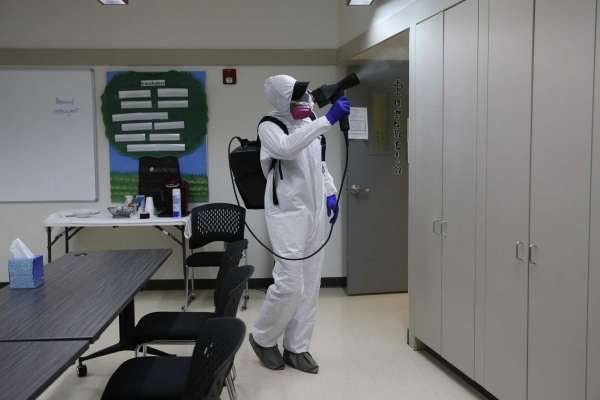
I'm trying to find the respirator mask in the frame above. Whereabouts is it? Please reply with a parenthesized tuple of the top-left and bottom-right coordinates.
(289, 81, 313, 120)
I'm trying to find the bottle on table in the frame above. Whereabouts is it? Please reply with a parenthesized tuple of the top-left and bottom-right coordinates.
(172, 189, 182, 218)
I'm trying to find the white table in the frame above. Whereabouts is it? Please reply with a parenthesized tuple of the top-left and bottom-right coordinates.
(44, 209, 191, 275)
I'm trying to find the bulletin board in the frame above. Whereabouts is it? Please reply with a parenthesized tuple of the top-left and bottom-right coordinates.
(102, 70, 209, 203)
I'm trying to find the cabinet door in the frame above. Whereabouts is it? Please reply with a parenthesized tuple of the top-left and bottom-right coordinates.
(413, 13, 444, 352)
(529, 0, 596, 399)
(589, 6, 600, 398)
(483, 1, 533, 399)
(441, 0, 478, 378)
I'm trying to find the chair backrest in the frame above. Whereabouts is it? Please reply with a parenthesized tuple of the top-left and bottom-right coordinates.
(183, 317, 246, 400)
(214, 239, 248, 306)
(189, 203, 246, 250)
(215, 265, 254, 318)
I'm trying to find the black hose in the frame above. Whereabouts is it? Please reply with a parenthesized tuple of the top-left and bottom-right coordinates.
(228, 131, 349, 261)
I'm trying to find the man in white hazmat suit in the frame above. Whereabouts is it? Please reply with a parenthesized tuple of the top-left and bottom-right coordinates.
(249, 75, 351, 374)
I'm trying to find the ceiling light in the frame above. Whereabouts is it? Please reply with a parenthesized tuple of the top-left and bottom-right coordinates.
(98, 0, 128, 5)
(347, 0, 375, 5)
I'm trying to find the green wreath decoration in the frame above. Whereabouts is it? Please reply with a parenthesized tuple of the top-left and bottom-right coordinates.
(102, 70, 208, 158)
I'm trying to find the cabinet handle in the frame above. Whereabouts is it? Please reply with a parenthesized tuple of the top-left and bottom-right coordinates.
(433, 219, 440, 235)
(515, 241, 526, 261)
(529, 244, 538, 265)
(441, 220, 448, 238)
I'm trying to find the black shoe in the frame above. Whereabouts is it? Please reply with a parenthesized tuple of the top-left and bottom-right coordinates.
(283, 350, 319, 374)
(249, 334, 285, 370)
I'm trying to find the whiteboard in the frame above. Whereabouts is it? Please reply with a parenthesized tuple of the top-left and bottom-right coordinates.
(0, 69, 97, 202)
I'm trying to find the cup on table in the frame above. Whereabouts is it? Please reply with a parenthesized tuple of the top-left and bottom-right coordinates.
(144, 196, 155, 216)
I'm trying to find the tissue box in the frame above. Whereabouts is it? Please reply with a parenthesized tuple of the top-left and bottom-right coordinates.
(8, 255, 44, 289)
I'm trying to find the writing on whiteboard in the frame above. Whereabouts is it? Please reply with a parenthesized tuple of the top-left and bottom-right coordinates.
(53, 97, 80, 116)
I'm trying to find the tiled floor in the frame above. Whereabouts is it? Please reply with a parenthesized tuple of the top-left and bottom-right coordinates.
(39, 288, 486, 400)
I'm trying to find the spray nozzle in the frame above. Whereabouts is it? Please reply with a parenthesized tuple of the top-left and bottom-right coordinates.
(312, 73, 360, 108)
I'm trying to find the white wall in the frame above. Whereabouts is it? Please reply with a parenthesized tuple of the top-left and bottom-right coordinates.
(0, 65, 345, 281)
(0, 0, 338, 49)
(0, 0, 345, 282)
(338, 0, 416, 46)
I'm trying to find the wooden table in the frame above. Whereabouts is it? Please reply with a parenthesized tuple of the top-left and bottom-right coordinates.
(0, 249, 172, 380)
(44, 211, 191, 307)
(0, 341, 89, 400)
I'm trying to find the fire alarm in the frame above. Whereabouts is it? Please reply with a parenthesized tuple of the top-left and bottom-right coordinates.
(223, 69, 237, 85)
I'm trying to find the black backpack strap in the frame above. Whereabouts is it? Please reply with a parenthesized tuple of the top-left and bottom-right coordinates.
(258, 116, 289, 135)
(308, 112, 326, 162)
(256, 114, 320, 206)
(257, 116, 289, 206)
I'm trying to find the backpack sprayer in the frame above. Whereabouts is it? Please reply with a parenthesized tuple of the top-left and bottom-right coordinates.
(228, 73, 360, 261)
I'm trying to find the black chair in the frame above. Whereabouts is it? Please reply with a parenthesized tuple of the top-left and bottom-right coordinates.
(101, 317, 246, 400)
(184, 203, 247, 310)
(214, 240, 248, 306)
(133, 265, 254, 346)
(132, 265, 253, 400)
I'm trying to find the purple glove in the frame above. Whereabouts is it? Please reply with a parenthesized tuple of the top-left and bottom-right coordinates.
(327, 195, 339, 224)
(325, 96, 351, 125)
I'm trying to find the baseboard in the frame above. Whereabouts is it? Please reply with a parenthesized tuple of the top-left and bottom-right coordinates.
(143, 277, 347, 291)
(0, 282, 7, 289)
(418, 343, 498, 400)
(320, 277, 347, 288)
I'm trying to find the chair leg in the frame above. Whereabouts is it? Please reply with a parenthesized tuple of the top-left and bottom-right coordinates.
(226, 374, 237, 400)
(231, 374, 238, 399)
(242, 280, 250, 311)
(225, 375, 233, 400)
(182, 266, 189, 311)
(191, 267, 196, 298)
(241, 250, 250, 311)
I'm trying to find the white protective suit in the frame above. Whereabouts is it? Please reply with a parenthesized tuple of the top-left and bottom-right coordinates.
(252, 75, 337, 353)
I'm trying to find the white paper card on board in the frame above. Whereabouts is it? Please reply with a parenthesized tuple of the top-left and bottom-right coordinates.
(115, 134, 146, 142)
(112, 112, 168, 122)
(122, 122, 153, 131)
(157, 88, 188, 98)
(118, 90, 151, 99)
(149, 133, 180, 141)
(154, 121, 184, 130)
(127, 144, 186, 152)
(158, 100, 189, 109)
(121, 101, 153, 109)
(348, 107, 369, 140)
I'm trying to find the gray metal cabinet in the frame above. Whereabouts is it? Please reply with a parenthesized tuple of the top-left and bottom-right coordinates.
(413, 0, 479, 375)
(483, 0, 595, 398)
(589, 8, 600, 397)
(412, 0, 598, 398)
(413, 12, 444, 352)
(441, 0, 478, 379)
(482, 0, 533, 399)
(528, 0, 596, 399)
